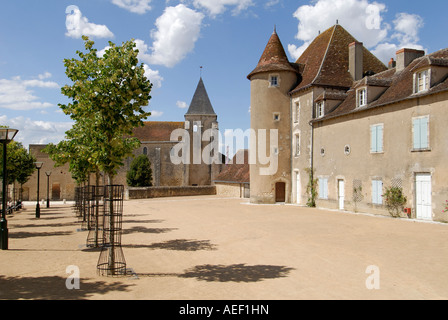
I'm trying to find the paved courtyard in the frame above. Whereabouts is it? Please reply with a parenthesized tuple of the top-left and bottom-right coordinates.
(1, 195, 448, 300)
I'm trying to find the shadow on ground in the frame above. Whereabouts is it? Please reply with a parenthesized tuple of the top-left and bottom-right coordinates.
(0, 275, 133, 300)
(137, 264, 294, 283)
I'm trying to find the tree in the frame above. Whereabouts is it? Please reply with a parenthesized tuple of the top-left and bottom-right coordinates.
(127, 155, 153, 187)
(59, 36, 152, 184)
(0, 141, 36, 201)
(58, 36, 152, 275)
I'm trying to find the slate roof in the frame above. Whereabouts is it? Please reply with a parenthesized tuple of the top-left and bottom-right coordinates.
(132, 121, 185, 142)
(247, 29, 300, 79)
(315, 48, 448, 122)
(185, 77, 216, 116)
(290, 24, 387, 94)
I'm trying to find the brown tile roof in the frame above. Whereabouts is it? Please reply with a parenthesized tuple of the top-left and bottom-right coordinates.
(132, 121, 185, 142)
(316, 48, 448, 121)
(247, 30, 299, 79)
(290, 25, 387, 94)
(214, 150, 249, 183)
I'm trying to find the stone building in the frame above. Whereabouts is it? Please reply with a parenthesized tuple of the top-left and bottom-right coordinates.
(22, 77, 223, 201)
(249, 24, 448, 222)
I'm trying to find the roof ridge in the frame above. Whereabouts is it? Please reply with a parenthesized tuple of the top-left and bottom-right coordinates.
(311, 25, 337, 86)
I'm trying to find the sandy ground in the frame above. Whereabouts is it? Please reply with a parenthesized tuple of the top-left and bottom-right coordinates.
(1, 195, 448, 300)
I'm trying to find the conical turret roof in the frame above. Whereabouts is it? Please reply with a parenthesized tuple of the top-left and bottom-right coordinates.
(247, 29, 299, 79)
(185, 77, 216, 116)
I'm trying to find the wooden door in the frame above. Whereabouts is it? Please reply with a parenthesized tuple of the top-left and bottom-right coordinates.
(275, 182, 286, 203)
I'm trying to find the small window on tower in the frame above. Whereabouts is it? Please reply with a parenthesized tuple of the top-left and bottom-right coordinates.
(270, 75, 279, 87)
(273, 113, 280, 121)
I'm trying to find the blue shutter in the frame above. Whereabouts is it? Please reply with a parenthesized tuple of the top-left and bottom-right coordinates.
(413, 118, 421, 149)
(323, 179, 328, 199)
(378, 125, 383, 152)
(420, 117, 429, 149)
(371, 126, 377, 152)
(372, 181, 377, 204)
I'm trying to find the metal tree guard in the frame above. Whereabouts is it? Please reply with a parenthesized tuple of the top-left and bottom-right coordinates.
(86, 185, 105, 248)
(97, 185, 126, 276)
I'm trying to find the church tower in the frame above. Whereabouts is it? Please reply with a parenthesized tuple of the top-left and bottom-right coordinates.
(184, 77, 219, 186)
(247, 28, 300, 204)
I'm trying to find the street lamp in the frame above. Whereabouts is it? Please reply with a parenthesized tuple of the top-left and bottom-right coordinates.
(34, 162, 44, 219)
(0, 128, 19, 250)
(45, 171, 51, 208)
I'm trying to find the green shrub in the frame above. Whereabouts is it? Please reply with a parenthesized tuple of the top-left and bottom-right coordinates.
(384, 187, 407, 218)
(127, 155, 153, 187)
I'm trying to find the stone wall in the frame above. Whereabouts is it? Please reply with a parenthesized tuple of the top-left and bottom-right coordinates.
(127, 186, 216, 200)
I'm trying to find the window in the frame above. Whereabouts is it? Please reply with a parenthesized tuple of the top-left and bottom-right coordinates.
(316, 101, 324, 118)
(357, 88, 367, 107)
(370, 124, 384, 153)
(294, 102, 300, 123)
(344, 145, 351, 155)
(413, 116, 429, 150)
(415, 70, 430, 93)
(372, 180, 383, 205)
(319, 178, 329, 200)
(273, 113, 280, 121)
(295, 134, 300, 156)
(270, 75, 279, 87)
(143, 147, 148, 155)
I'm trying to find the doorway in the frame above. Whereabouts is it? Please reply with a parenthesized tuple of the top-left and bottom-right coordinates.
(416, 174, 432, 220)
(275, 182, 286, 203)
(338, 180, 345, 210)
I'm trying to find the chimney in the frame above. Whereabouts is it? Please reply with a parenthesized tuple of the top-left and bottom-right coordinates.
(388, 58, 396, 69)
(349, 42, 364, 81)
(396, 48, 425, 72)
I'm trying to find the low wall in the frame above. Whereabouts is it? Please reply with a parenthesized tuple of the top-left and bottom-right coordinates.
(127, 186, 216, 200)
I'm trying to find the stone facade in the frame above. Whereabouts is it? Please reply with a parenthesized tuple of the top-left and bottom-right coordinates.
(22, 78, 223, 201)
(249, 24, 448, 222)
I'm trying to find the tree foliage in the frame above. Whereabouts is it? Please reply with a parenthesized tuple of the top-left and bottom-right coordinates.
(384, 186, 407, 218)
(127, 154, 153, 187)
(47, 36, 152, 184)
(0, 141, 36, 185)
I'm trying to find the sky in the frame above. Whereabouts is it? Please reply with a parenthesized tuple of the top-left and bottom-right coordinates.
(0, 0, 446, 153)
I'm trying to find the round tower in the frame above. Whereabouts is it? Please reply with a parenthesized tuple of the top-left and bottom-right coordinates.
(247, 28, 299, 204)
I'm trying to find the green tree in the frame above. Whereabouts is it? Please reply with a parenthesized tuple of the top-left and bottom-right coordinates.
(59, 36, 152, 184)
(127, 154, 153, 187)
(57, 36, 152, 275)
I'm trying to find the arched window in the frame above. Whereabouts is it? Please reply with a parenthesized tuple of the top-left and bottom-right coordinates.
(143, 147, 148, 155)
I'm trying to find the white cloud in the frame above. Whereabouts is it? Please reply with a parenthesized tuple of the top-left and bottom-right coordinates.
(0, 115, 73, 149)
(176, 101, 188, 109)
(189, 0, 254, 17)
(143, 64, 164, 89)
(150, 110, 164, 117)
(372, 12, 425, 63)
(111, 0, 152, 14)
(65, 5, 114, 39)
(287, 0, 425, 65)
(0, 75, 59, 111)
(288, 0, 388, 60)
(38, 72, 52, 80)
(146, 4, 204, 68)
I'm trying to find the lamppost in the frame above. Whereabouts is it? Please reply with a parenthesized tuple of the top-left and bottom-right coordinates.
(0, 128, 19, 250)
(34, 162, 44, 219)
(45, 171, 51, 208)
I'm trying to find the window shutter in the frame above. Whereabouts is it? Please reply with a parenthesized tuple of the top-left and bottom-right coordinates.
(371, 126, 377, 152)
(378, 125, 383, 152)
(413, 118, 421, 149)
(372, 181, 377, 204)
(420, 117, 429, 149)
(324, 179, 328, 199)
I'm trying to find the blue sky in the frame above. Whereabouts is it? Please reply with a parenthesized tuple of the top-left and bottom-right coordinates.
(0, 0, 446, 151)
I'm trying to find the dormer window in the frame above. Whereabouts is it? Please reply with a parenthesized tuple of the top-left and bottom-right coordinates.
(316, 101, 325, 118)
(414, 69, 430, 93)
(357, 88, 367, 107)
